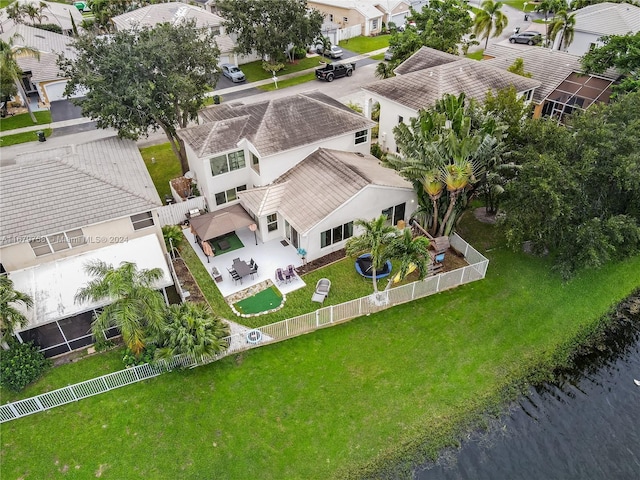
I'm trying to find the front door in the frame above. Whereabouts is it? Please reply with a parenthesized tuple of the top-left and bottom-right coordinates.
(285, 220, 299, 249)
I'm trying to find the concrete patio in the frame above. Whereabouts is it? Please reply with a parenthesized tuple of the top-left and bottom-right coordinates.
(182, 226, 306, 299)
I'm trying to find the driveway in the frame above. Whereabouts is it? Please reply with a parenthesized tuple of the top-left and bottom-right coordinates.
(50, 99, 85, 122)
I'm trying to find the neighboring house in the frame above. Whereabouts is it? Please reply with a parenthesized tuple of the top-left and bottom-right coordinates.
(0, 0, 84, 36)
(111, 1, 259, 65)
(362, 47, 540, 153)
(0, 137, 173, 357)
(238, 148, 417, 261)
(177, 91, 376, 244)
(0, 22, 81, 105)
(308, 0, 385, 36)
(551, 1, 640, 54)
(484, 44, 620, 123)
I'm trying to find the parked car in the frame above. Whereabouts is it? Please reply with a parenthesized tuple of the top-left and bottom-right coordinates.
(384, 48, 395, 61)
(509, 31, 542, 45)
(220, 64, 246, 83)
(317, 45, 343, 59)
(315, 62, 356, 82)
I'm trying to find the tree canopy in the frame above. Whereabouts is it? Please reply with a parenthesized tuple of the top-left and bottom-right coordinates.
(216, 0, 323, 62)
(388, 0, 473, 63)
(0, 276, 33, 342)
(59, 20, 220, 173)
(473, 0, 508, 49)
(500, 92, 640, 278)
(0, 34, 40, 122)
(581, 32, 640, 93)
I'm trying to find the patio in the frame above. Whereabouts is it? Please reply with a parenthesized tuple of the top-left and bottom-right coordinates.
(182, 226, 306, 299)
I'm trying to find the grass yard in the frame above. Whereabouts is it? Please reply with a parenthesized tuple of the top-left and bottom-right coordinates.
(239, 57, 327, 82)
(234, 286, 283, 315)
(466, 49, 485, 60)
(503, 0, 537, 12)
(338, 35, 390, 53)
(0, 110, 51, 132)
(0, 0, 13, 8)
(139, 143, 182, 200)
(0, 128, 52, 147)
(2, 214, 640, 479)
(258, 73, 317, 91)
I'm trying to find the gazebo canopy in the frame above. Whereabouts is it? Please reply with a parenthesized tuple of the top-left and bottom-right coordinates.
(189, 204, 254, 241)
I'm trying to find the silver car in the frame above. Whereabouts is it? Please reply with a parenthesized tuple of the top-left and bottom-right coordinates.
(220, 63, 246, 83)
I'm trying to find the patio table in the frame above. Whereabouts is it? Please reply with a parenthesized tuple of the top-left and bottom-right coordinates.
(232, 259, 252, 278)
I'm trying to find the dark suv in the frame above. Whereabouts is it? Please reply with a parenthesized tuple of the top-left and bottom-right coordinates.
(509, 31, 542, 45)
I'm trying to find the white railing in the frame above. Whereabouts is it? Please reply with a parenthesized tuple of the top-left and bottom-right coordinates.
(0, 234, 487, 423)
(156, 196, 207, 227)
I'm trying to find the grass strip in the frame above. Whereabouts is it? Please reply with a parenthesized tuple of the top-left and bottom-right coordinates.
(240, 57, 326, 82)
(2, 216, 639, 479)
(0, 110, 51, 132)
(338, 35, 390, 53)
(257, 73, 317, 91)
(139, 143, 181, 200)
(0, 128, 52, 147)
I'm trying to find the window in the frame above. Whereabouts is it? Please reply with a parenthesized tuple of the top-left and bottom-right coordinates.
(215, 184, 247, 206)
(251, 152, 260, 173)
(372, 19, 378, 30)
(343, 17, 348, 23)
(267, 213, 278, 232)
(522, 89, 533, 102)
(321, 221, 354, 248)
(210, 26, 221, 35)
(398, 115, 404, 124)
(29, 228, 87, 256)
(355, 129, 368, 144)
(382, 203, 406, 226)
(210, 150, 245, 176)
(131, 211, 154, 230)
(329, 14, 333, 22)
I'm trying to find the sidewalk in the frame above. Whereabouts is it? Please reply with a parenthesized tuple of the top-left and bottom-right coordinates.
(0, 48, 389, 139)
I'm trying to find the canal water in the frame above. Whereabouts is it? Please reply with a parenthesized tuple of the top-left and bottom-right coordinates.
(416, 302, 640, 480)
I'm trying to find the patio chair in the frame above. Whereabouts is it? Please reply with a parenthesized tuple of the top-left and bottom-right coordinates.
(233, 257, 240, 263)
(312, 278, 331, 303)
(275, 268, 285, 285)
(227, 267, 236, 279)
(231, 271, 242, 285)
(286, 264, 295, 281)
(249, 258, 255, 267)
(250, 263, 259, 278)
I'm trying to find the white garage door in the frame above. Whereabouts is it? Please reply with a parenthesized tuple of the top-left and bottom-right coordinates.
(44, 81, 85, 102)
(219, 55, 230, 65)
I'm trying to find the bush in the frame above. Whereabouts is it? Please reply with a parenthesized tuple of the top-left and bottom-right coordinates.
(293, 47, 307, 60)
(34, 23, 63, 34)
(122, 345, 156, 368)
(0, 341, 51, 392)
(370, 143, 386, 160)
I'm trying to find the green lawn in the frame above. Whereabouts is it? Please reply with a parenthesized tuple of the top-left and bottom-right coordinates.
(0, 128, 52, 147)
(2, 215, 639, 479)
(0, 110, 51, 132)
(139, 143, 182, 200)
(0, 0, 13, 7)
(239, 57, 327, 83)
(257, 73, 317, 91)
(338, 35, 390, 54)
(234, 286, 283, 315)
(466, 49, 485, 60)
(503, 0, 538, 12)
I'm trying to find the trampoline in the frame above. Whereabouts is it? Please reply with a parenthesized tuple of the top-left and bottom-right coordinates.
(355, 253, 392, 279)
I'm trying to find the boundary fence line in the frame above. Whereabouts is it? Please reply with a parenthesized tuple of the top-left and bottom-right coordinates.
(0, 234, 488, 423)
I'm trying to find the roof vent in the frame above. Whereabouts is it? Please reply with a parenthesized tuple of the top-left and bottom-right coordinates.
(355, 152, 364, 157)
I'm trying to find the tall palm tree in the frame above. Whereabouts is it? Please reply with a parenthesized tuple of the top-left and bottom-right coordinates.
(375, 61, 395, 79)
(473, 0, 509, 49)
(384, 229, 431, 290)
(0, 35, 40, 123)
(0, 276, 33, 343)
(154, 302, 230, 361)
(550, 10, 576, 51)
(535, 0, 565, 46)
(346, 215, 398, 293)
(75, 261, 167, 356)
(420, 170, 444, 236)
(438, 158, 477, 236)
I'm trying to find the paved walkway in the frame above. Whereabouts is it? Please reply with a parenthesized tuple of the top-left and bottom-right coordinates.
(0, 48, 388, 139)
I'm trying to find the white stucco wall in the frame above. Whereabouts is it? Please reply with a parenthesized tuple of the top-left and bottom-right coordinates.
(365, 92, 417, 155)
(297, 185, 418, 262)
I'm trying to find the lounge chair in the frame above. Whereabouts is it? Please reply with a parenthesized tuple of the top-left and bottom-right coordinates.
(312, 278, 331, 303)
(275, 268, 286, 285)
(286, 264, 295, 281)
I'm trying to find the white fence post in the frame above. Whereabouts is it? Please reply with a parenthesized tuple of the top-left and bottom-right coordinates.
(68, 386, 78, 401)
(34, 397, 45, 411)
(8, 403, 20, 418)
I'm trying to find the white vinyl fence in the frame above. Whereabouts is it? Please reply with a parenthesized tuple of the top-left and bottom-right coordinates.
(156, 196, 207, 227)
(0, 234, 488, 423)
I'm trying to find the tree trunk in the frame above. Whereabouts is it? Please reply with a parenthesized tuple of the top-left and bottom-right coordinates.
(430, 197, 439, 236)
(371, 265, 378, 293)
(438, 191, 459, 237)
(15, 78, 36, 123)
(158, 122, 190, 175)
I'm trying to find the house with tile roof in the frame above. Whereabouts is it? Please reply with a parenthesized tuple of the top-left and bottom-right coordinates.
(308, 0, 388, 36)
(177, 91, 376, 246)
(0, 137, 173, 357)
(238, 148, 417, 261)
(362, 47, 540, 154)
(484, 44, 619, 123)
(0, 0, 84, 36)
(552, 2, 640, 55)
(111, 1, 259, 66)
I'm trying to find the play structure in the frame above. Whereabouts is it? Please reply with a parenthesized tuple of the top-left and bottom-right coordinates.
(355, 253, 392, 279)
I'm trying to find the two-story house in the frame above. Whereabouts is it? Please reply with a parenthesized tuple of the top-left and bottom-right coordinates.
(362, 47, 541, 154)
(0, 137, 173, 357)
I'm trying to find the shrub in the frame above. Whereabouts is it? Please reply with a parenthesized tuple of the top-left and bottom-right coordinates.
(0, 341, 51, 392)
(34, 23, 62, 34)
(162, 225, 184, 254)
(293, 47, 307, 60)
(370, 143, 386, 160)
(122, 345, 156, 368)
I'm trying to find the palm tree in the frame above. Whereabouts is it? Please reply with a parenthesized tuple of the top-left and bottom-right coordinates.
(0, 35, 40, 123)
(375, 61, 395, 79)
(346, 215, 398, 293)
(438, 158, 478, 236)
(384, 229, 431, 290)
(473, 0, 509, 49)
(0, 276, 33, 343)
(420, 169, 445, 236)
(154, 302, 230, 361)
(75, 261, 167, 357)
(550, 10, 576, 51)
(535, 0, 565, 46)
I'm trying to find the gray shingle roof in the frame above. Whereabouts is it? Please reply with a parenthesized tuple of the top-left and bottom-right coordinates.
(0, 137, 161, 247)
(180, 91, 376, 158)
(394, 46, 460, 75)
(484, 45, 619, 103)
(112, 2, 224, 30)
(239, 148, 412, 233)
(364, 53, 541, 111)
(573, 2, 640, 36)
